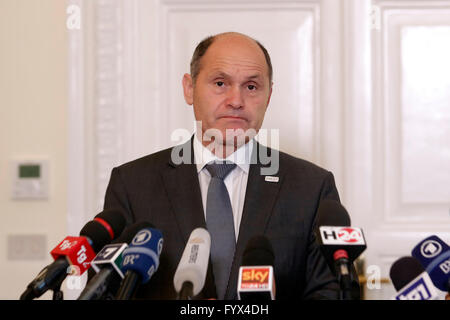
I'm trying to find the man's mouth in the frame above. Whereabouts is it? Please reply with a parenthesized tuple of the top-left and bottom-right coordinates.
(220, 115, 247, 121)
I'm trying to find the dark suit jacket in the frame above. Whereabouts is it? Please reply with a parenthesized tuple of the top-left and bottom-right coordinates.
(103, 137, 341, 299)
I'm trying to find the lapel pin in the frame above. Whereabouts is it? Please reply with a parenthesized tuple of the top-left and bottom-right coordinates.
(265, 176, 279, 183)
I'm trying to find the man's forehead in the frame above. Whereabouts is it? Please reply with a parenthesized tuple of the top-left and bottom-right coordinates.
(208, 34, 265, 58)
(208, 56, 266, 69)
(202, 39, 268, 74)
(190, 32, 272, 84)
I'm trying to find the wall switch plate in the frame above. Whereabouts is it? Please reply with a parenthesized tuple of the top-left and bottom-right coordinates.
(7, 234, 47, 260)
(11, 159, 49, 200)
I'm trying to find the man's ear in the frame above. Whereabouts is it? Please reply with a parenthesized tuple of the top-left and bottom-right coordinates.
(182, 73, 194, 105)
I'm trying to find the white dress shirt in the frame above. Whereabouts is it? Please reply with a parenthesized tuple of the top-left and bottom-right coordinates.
(193, 134, 254, 242)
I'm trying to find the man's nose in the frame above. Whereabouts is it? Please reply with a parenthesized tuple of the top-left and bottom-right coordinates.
(226, 86, 244, 109)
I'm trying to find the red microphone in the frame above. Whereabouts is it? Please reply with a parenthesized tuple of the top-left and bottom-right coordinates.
(50, 236, 96, 275)
(49, 214, 122, 274)
(20, 209, 126, 300)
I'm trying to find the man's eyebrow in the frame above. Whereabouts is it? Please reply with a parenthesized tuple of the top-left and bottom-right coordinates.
(208, 72, 263, 81)
(209, 71, 229, 79)
(246, 74, 263, 80)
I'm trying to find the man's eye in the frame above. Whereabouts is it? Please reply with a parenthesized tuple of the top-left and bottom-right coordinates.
(248, 84, 257, 90)
(216, 81, 224, 87)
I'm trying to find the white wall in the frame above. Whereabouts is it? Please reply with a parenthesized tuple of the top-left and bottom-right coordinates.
(0, 0, 68, 299)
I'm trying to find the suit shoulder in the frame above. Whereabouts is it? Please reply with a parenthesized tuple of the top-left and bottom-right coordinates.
(114, 146, 173, 174)
(277, 149, 332, 178)
(276, 149, 340, 201)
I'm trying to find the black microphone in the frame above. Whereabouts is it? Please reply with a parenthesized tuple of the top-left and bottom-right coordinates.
(390, 257, 425, 292)
(77, 221, 153, 300)
(315, 199, 366, 300)
(237, 235, 275, 300)
(390, 256, 439, 300)
(20, 209, 126, 300)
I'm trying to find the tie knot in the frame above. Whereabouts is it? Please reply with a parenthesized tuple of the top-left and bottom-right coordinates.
(205, 161, 236, 180)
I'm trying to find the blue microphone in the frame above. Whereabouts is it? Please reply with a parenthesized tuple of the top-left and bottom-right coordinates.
(115, 227, 164, 300)
(411, 235, 450, 293)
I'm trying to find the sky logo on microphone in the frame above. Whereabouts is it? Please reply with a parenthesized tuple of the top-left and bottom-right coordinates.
(240, 267, 271, 288)
(237, 266, 275, 300)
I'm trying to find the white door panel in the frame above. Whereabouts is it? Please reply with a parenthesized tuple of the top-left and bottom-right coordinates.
(364, 0, 450, 299)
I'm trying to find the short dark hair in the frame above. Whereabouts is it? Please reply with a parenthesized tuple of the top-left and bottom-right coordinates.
(190, 33, 273, 85)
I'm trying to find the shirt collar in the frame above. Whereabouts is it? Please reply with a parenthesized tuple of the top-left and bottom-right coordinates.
(193, 133, 254, 174)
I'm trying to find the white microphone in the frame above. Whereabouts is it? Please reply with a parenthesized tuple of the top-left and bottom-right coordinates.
(173, 228, 211, 299)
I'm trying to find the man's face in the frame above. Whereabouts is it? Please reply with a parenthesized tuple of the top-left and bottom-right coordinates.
(183, 34, 272, 146)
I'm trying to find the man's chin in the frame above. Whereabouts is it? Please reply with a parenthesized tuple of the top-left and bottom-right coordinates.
(220, 128, 256, 146)
(200, 127, 257, 151)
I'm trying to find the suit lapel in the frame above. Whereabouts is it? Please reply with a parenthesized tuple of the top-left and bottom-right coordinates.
(225, 142, 284, 299)
(160, 137, 217, 298)
(160, 137, 206, 243)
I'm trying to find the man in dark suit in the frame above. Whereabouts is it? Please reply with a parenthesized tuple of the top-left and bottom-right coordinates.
(103, 32, 342, 299)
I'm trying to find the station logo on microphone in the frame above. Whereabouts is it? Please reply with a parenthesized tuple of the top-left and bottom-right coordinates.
(190, 237, 205, 244)
(420, 240, 442, 258)
(240, 267, 270, 289)
(320, 226, 365, 245)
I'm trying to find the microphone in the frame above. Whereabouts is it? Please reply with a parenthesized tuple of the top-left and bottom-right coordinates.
(390, 256, 439, 300)
(115, 227, 164, 300)
(173, 228, 211, 300)
(77, 221, 153, 300)
(411, 235, 450, 293)
(315, 199, 366, 300)
(20, 209, 126, 300)
(237, 235, 275, 301)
